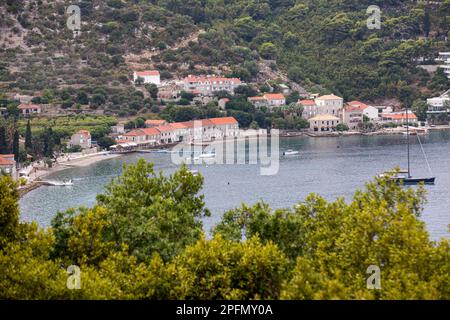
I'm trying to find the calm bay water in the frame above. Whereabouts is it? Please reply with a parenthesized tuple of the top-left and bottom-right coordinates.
(20, 132, 450, 240)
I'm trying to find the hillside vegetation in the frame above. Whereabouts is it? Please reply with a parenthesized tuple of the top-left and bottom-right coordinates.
(0, 0, 449, 115)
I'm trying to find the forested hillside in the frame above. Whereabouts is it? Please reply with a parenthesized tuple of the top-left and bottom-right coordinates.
(0, 0, 449, 114)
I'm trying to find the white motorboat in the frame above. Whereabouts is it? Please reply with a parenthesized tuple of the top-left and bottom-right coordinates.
(283, 149, 300, 156)
(199, 152, 215, 159)
(43, 179, 74, 186)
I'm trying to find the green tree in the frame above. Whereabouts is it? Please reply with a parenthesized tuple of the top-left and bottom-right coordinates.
(171, 235, 288, 299)
(259, 42, 278, 60)
(336, 123, 349, 131)
(0, 176, 19, 247)
(97, 136, 116, 150)
(0, 126, 7, 154)
(12, 130, 19, 162)
(412, 100, 428, 122)
(25, 120, 32, 151)
(95, 159, 210, 261)
(145, 84, 159, 99)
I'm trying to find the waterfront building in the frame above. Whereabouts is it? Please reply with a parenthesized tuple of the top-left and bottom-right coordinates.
(209, 117, 240, 139)
(145, 119, 167, 128)
(341, 104, 364, 130)
(0, 154, 17, 179)
(156, 125, 176, 144)
(380, 110, 418, 125)
(18, 103, 41, 116)
(183, 75, 242, 96)
(299, 99, 319, 119)
(314, 94, 344, 117)
(427, 90, 450, 125)
(347, 101, 379, 121)
(69, 130, 92, 149)
(133, 70, 161, 85)
(436, 52, 450, 79)
(309, 114, 341, 132)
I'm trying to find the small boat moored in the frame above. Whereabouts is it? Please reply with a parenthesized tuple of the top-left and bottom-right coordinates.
(283, 149, 300, 156)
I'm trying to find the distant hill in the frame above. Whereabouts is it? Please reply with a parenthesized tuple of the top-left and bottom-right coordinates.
(0, 0, 449, 116)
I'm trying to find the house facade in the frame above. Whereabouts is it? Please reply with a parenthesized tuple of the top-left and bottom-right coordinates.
(427, 90, 450, 124)
(133, 70, 161, 85)
(436, 52, 450, 79)
(341, 105, 364, 130)
(314, 94, 343, 117)
(299, 99, 319, 119)
(347, 101, 379, 121)
(380, 111, 418, 125)
(183, 75, 242, 96)
(70, 130, 92, 149)
(248, 93, 286, 109)
(309, 115, 341, 132)
(18, 103, 41, 116)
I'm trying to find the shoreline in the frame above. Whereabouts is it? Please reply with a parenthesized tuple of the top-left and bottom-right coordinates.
(19, 152, 122, 198)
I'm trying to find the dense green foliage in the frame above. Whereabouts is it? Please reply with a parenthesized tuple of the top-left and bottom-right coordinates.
(0, 0, 448, 119)
(0, 160, 448, 299)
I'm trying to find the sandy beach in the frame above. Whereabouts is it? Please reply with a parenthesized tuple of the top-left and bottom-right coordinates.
(18, 152, 122, 197)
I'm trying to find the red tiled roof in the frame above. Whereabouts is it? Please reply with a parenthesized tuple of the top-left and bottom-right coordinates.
(145, 119, 166, 125)
(77, 130, 91, 136)
(264, 93, 285, 100)
(169, 122, 187, 129)
(208, 117, 238, 125)
(180, 119, 213, 128)
(155, 125, 175, 133)
(0, 154, 15, 158)
(135, 70, 160, 76)
(184, 76, 241, 84)
(18, 103, 40, 110)
(381, 113, 417, 120)
(124, 129, 145, 137)
(142, 128, 160, 135)
(298, 99, 316, 106)
(347, 101, 369, 110)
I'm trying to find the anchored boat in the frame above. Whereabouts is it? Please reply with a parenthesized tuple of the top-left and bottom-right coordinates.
(383, 107, 435, 185)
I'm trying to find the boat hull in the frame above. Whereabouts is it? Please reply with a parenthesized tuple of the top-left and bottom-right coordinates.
(392, 177, 435, 185)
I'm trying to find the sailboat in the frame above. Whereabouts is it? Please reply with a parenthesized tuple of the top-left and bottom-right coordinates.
(389, 107, 435, 185)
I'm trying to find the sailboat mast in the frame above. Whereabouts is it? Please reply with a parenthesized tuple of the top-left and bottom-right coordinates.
(406, 106, 411, 178)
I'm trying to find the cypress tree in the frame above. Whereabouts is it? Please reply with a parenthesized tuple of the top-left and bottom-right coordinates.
(25, 120, 32, 151)
(0, 126, 7, 154)
(12, 130, 19, 162)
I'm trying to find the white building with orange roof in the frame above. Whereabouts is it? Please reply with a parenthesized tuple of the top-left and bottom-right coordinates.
(248, 93, 286, 109)
(380, 111, 418, 125)
(18, 103, 41, 116)
(0, 154, 16, 179)
(315, 94, 343, 116)
(183, 75, 242, 96)
(169, 122, 189, 142)
(133, 70, 160, 85)
(156, 125, 176, 144)
(69, 130, 91, 149)
(298, 99, 318, 119)
(347, 100, 379, 121)
(209, 117, 239, 138)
